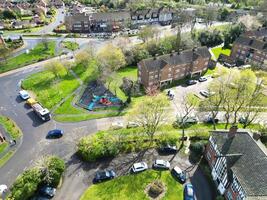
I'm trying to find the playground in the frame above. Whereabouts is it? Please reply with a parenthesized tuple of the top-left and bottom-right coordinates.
(77, 81, 122, 111)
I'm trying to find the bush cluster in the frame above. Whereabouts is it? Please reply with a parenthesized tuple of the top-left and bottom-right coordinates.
(8, 156, 65, 200)
(77, 129, 179, 162)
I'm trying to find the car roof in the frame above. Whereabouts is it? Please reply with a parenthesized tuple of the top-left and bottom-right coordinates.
(19, 90, 28, 94)
(155, 160, 165, 165)
(133, 162, 144, 168)
(174, 166, 182, 173)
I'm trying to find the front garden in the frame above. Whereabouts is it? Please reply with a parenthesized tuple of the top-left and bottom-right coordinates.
(0, 115, 22, 167)
(80, 170, 183, 200)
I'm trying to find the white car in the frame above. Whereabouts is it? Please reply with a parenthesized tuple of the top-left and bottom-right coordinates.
(199, 90, 209, 98)
(127, 121, 139, 128)
(0, 184, 8, 195)
(111, 122, 124, 129)
(131, 162, 148, 173)
(19, 90, 30, 100)
(198, 76, 207, 82)
(153, 160, 170, 169)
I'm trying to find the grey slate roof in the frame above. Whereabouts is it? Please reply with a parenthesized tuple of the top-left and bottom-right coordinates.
(211, 131, 267, 197)
(235, 36, 267, 53)
(139, 46, 210, 71)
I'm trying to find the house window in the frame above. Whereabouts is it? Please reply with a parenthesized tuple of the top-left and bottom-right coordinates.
(169, 68, 172, 72)
(155, 74, 158, 78)
(241, 50, 245, 54)
(206, 151, 211, 161)
(175, 69, 180, 73)
(168, 73, 172, 77)
(149, 82, 153, 86)
(226, 191, 233, 200)
(204, 61, 208, 65)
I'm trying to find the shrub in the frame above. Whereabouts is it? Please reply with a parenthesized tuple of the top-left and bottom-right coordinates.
(189, 142, 205, 155)
(8, 168, 42, 200)
(8, 156, 65, 200)
(43, 156, 65, 187)
(148, 180, 164, 198)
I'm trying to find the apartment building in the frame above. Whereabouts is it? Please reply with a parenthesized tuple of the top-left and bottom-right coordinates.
(137, 47, 211, 89)
(65, 7, 175, 32)
(230, 36, 267, 69)
(205, 126, 267, 200)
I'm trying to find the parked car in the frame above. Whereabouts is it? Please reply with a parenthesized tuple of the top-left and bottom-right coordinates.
(111, 122, 124, 129)
(177, 116, 198, 125)
(39, 186, 56, 198)
(187, 80, 197, 85)
(199, 90, 209, 98)
(238, 116, 247, 124)
(26, 98, 38, 106)
(204, 116, 219, 124)
(200, 90, 215, 98)
(94, 170, 116, 183)
(19, 90, 30, 100)
(131, 162, 148, 173)
(153, 159, 170, 169)
(172, 166, 187, 183)
(184, 183, 195, 200)
(198, 77, 207, 82)
(46, 129, 63, 139)
(127, 121, 139, 128)
(159, 144, 177, 154)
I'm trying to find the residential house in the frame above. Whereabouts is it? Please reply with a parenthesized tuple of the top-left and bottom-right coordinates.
(230, 36, 267, 69)
(65, 11, 131, 33)
(244, 27, 267, 40)
(205, 126, 267, 200)
(158, 7, 174, 25)
(137, 47, 211, 89)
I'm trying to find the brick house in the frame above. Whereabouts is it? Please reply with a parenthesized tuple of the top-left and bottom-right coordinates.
(230, 36, 267, 69)
(137, 47, 211, 89)
(205, 126, 267, 200)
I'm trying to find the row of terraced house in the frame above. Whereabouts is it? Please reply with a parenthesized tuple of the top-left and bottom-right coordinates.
(64, 6, 193, 33)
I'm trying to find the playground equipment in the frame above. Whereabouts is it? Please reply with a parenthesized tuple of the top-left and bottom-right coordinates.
(87, 95, 120, 111)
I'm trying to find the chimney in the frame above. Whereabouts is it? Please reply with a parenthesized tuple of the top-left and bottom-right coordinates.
(253, 132, 261, 141)
(154, 54, 159, 60)
(192, 46, 197, 52)
(228, 125, 238, 139)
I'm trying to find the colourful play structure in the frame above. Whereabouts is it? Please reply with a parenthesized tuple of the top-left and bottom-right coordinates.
(88, 95, 120, 111)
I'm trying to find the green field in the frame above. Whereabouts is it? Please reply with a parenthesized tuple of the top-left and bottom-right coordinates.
(0, 116, 22, 139)
(80, 170, 183, 200)
(211, 46, 231, 60)
(0, 41, 56, 73)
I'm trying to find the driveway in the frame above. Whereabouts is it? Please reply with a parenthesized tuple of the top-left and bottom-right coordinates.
(55, 149, 214, 200)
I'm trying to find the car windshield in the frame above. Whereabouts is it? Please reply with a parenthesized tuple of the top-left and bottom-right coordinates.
(187, 187, 194, 196)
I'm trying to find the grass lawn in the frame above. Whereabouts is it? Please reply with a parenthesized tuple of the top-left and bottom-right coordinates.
(2, 26, 43, 36)
(211, 46, 231, 60)
(108, 66, 138, 102)
(62, 41, 79, 51)
(0, 116, 22, 139)
(22, 70, 80, 109)
(80, 170, 183, 200)
(0, 41, 56, 73)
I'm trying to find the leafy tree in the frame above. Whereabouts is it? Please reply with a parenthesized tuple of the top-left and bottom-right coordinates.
(0, 10, 17, 19)
(197, 30, 223, 47)
(45, 61, 67, 78)
(0, 46, 10, 63)
(97, 43, 126, 82)
(203, 7, 218, 27)
(127, 94, 170, 144)
(223, 23, 245, 48)
(75, 49, 92, 69)
(138, 26, 159, 43)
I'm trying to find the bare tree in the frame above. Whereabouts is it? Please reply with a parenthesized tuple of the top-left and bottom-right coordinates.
(178, 93, 199, 148)
(127, 94, 170, 145)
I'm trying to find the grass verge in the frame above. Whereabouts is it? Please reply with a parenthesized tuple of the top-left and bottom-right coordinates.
(0, 151, 15, 167)
(62, 41, 79, 51)
(80, 170, 183, 200)
(0, 41, 56, 73)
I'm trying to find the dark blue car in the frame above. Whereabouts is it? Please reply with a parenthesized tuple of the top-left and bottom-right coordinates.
(94, 170, 116, 183)
(46, 129, 63, 139)
(184, 183, 195, 200)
